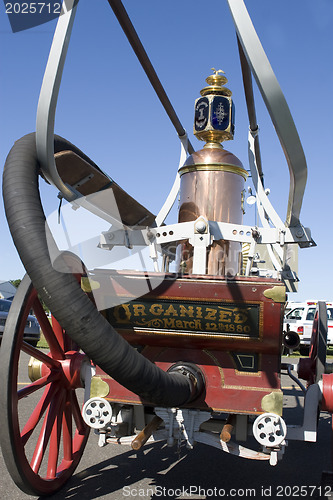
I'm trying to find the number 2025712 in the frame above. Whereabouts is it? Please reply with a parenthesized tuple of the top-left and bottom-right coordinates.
(5, 3, 62, 15)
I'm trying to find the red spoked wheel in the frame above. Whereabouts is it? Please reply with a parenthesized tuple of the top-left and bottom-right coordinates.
(298, 301, 328, 385)
(0, 274, 90, 496)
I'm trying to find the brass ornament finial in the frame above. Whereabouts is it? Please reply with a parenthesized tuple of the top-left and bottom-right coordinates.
(200, 68, 231, 97)
(211, 68, 224, 74)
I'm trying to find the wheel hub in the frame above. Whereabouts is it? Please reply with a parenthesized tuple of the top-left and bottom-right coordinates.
(29, 351, 88, 389)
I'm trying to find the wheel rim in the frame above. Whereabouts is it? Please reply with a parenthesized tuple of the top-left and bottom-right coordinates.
(0, 274, 90, 496)
(309, 302, 328, 384)
(298, 302, 328, 385)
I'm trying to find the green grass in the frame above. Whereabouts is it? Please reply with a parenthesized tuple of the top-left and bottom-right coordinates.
(327, 347, 333, 358)
(37, 332, 49, 349)
(284, 347, 333, 358)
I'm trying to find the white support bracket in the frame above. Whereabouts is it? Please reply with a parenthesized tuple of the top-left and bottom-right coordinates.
(80, 359, 96, 404)
(100, 219, 314, 250)
(154, 408, 211, 450)
(286, 383, 322, 442)
(189, 217, 212, 275)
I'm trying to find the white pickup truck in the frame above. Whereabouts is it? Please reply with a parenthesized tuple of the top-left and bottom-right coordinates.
(284, 301, 333, 354)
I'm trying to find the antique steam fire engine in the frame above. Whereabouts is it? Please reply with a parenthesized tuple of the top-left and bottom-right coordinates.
(0, 0, 332, 496)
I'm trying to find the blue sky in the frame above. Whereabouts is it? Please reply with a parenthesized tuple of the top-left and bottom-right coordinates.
(1, 0, 332, 302)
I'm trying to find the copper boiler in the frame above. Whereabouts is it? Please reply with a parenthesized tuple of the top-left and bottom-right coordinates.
(177, 143, 247, 276)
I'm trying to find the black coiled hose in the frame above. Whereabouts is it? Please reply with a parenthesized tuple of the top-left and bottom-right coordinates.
(2, 133, 195, 407)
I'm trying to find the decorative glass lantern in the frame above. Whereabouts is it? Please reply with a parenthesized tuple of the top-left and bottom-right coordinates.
(194, 68, 235, 144)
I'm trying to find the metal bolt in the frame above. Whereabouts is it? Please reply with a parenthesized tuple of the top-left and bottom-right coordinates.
(295, 227, 304, 238)
(195, 220, 207, 234)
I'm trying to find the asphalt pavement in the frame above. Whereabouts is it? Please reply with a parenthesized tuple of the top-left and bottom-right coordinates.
(0, 356, 332, 500)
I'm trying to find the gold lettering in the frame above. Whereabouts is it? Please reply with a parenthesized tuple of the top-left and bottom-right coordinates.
(205, 308, 217, 321)
(206, 322, 218, 331)
(218, 308, 232, 323)
(234, 311, 248, 324)
(194, 319, 202, 329)
(163, 318, 175, 328)
(196, 307, 203, 319)
(113, 304, 131, 323)
(165, 304, 178, 317)
(150, 303, 164, 316)
(133, 304, 146, 317)
(176, 320, 184, 328)
(179, 305, 194, 318)
(181, 319, 202, 330)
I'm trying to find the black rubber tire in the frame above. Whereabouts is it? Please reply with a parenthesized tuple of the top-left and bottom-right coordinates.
(299, 346, 310, 356)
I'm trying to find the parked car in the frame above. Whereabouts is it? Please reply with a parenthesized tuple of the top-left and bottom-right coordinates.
(284, 300, 333, 354)
(0, 298, 40, 347)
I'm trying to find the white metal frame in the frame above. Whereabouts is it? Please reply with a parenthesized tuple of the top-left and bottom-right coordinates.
(99, 215, 314, 276)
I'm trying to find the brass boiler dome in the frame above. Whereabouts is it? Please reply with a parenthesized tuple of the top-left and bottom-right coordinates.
(177, 144, 248, 276)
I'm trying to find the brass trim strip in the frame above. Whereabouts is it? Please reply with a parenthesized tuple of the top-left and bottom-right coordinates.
(128, 327, 260, 341)
(210, 407, 264, 415)
(178, 163, 248, 180)
(223, 385, 281, 392)
(134, 295, 263, 306)
(99, 275, 286, 288)
(235, 370, 262, 377)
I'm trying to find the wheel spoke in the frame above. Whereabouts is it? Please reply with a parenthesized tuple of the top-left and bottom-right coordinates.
(33, 299, 65, 360)
(18, 372, 60, 400)
(30, 407, 51, 474)
(21, 383, 60, 446)
(30, 387, 65, 474)
(51, 315, 68, 352)
(21, 342, 61, 370)
(22, 287, 38, 317)
(62, 392, 73, 463)
(47, 392, 65, 479)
